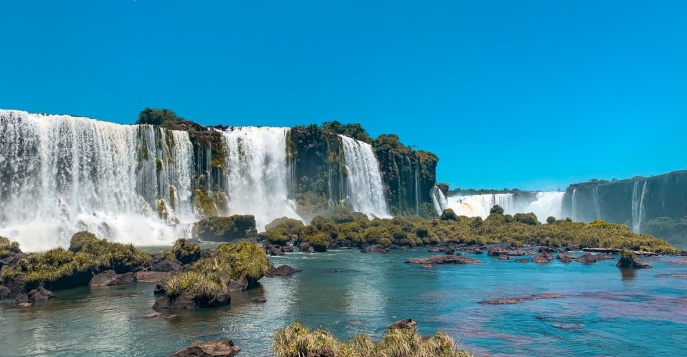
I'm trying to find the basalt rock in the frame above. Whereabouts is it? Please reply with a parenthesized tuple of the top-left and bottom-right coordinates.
(576, 253, 614, 264)
(532, 252, 554, 264)
(406, 255, 481, 265)
(153, 292, 230, 310)
(362, 244, 389, 253)
(0, 285, 11, 299)
(89, 270, 135, 287)
(169, 338, 240, 357)
(152, 259, 183, 272)
(135, 271, 172, 283)
(27, 287, 54, 302)
(388, 318, 417, 330)
(557, 252, 576, 263)
(266, 264, 302, 277)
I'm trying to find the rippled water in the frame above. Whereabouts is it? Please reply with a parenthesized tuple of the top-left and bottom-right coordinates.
(1, 249, 686, 356)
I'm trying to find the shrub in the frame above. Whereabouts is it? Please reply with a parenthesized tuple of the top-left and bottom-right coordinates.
(0, 236, 21, 258)
(165, 238, 201, 264)
(440, 209, 459, 221)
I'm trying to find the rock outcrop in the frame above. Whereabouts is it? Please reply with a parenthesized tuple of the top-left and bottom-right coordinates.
(405, 255, 481, 265)
(169, 338, 240, 357)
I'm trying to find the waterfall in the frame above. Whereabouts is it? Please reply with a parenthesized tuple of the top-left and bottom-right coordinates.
(414, 166, 420, 215)
(571, 189, 578, 222)
(339, 135, 390, 218)
(0, 110, 194, 251)
(442, 191, 563, 220)
(524, 191, 564, 221)
(221, 127, 302, 231)
(631, 181, 648, 233)
(592, 186, 601, 219)
(430, 185, 448, 215)
(444, 193, 515, 218)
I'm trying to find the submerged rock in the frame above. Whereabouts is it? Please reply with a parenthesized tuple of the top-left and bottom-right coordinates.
(27, 287, 54, 302)
(0, 285, 11, 299)
(480, 294, 564, 305)
(252, 297, 266, 304)
(656, 273, 687, 278)
(405, 255, 482, 265)
(388, 318, 417, 330)
(265, 264, 301, 277)
(169, 338, 240, 357)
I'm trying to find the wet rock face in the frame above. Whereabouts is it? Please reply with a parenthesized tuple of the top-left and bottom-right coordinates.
(152, 292, 230, 310)
(575, 253, 614, 264)
(89, 270, 136, 287)
(388, 318, 417, 330)
(169, 338, 240, 357)
(265, 264, 301, 277)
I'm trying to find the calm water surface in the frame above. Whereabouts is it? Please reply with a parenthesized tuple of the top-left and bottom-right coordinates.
(1, 248, 686, 356)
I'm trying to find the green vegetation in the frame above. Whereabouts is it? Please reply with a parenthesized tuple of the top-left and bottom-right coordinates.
(262, 217, 304, 244)
(261, 207, 677, 254)
(0, 236, 21, 259)
(164, 241, 269, 301)
(272, 322, 475, 357)
(194, 215, 257, 241)
(164, 238, 201, 264)
(2, 232, 151, 289)
(644, 217, 687, 249)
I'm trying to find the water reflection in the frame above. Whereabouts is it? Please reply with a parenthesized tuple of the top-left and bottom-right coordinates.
(620, 268, 637, 280)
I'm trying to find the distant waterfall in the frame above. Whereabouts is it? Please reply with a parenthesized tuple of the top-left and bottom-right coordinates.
(221, 127, 302, 231)
(339, 135, 390, 218)
(525, 192, 564, 221)
(571, 189, 578, 222)
(0, 110, 194, 251)
(441, 191, 564, 220)
(592, 186, 601, 219)
(631, 181, 648, 233)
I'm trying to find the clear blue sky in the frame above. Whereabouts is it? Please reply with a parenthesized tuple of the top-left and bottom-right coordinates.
(1, 1, 685, 191)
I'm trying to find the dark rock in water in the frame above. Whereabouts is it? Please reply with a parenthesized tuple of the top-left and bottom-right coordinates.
(252, 297, 266, 304)
(0, 285, 11, 299)
(153, 292, 230, 310)
(152, 259, 183, 272)
(532, 252, 554, 264)
(616, 251, 652, 269)
(194, 215, 256, 242)
(515, 258, 529, 263)
(388, 318, 417, 330)
(480, 294, 564, 305)
(331, 269, 344, 273)
(670, 258, 687, 265)
(169, 338, 240, 357)
(89, 270, 135, 286)
(14, 293, 29, 304)
(498, 254, 509, 260)
(557, 252, 576, 263)
(656, 273, 687, 278)
(576, 253, 613, 264)
(445, 249, 456, 256)
(362, 244, 389, 253)
(299, 242, 312, 253)
(406, 255, 482, 265)
(135, 271, 172, 283)
(27, 287, 54, 302)
(473, 249, 483, 254)
(226, 276, 249, 292)
(154, 283, 167, 295)
(539, 246, 557, 253)
(265, 244, 285, 256)
(265, 264, 301, 277)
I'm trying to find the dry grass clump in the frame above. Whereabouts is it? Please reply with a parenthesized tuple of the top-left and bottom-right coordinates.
(272, 322, 476, 357)
(0, 236, 21, 258)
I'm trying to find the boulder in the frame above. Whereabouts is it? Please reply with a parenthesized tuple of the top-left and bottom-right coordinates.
(153, 292, 230, 310)
(135, 271, 172, 283)
(152, 260, 183, 272)
(616, 251, 652, 269)
(299, 242, 312, 253)
(89, 270, 135, 287)
(362, 244, 389, 253)
(194, 215, 256, 242)
(14, 293, 29, 304)
(154, 283, 167, 295)
(27, 287, 54, 302)
(169, 338, 240, 357)
(388, 318, 417, 330)
(557, 252, 576, 263)
(515, 258, 529, 263)
(266, 244, 285, 256)
(265, 264, 302, 277)
(576, 253, 604, 264)
(0, 285, 11, 299)
(532, 252, 554, 264)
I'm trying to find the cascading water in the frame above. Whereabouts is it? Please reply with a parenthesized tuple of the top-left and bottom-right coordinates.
(592, 186, 601, 219)
(339, 135, 390, 218)
(221, 127, 302, 231)
(430, 185, 448, 215)
(524, 191, 564, 221)
(631, 181, 648, 233)
(571, 189, 578, 222)
(0, 110, 194, 251)
(440, 191, 564, 220)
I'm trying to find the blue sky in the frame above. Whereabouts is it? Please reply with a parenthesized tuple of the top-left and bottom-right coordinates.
(1, 0, 685, 191)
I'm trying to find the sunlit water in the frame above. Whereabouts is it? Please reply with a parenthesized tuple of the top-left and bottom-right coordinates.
(2, 249, 686, 356)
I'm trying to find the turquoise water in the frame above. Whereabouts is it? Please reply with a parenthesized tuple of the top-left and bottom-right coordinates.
(1, 248, 686, 356)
